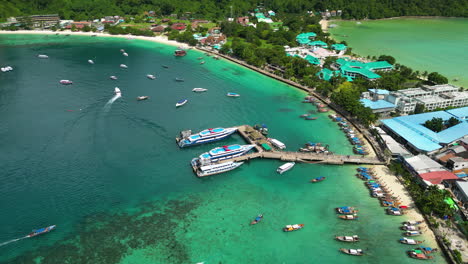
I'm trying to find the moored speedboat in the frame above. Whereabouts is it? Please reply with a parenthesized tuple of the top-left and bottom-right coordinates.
(227, 92, 240, 97)
(175, 78, 184, 82)
(300, 114, 310, 118)
(1, 66, 13, 72)
(251, 214, 263, 225)
(88, 59, 94, 64)
(283, 224, 304, 232)
(162, 65, 169, 68)
(176, 99, 188, 107)
(38, 54, 49, 59)
(137, 96, 149, 101)
(110, 76, 118, 80)
(277, 162, 295, 174)
(114, 87, 121, 95)
(120, 64, 128, 69)
(27, 225, 56, 238)
(123, 52, 129, 57)
(120, 49, 125, 53)
(147, 74, 156, 80)
(268, 138, 286, 149)
(335, 235, 359, 242)
(200, 61, 205, 64)
(59, 80, 73, 85)
(192, 88, 208, 92)
(399, 237, 424, 245)
(311, 176, 326, 183)
(195, 161, 244, 177)
(340, 248, 364, 256)
(177, 127, 238, 148)
(193, 144, 255, 163)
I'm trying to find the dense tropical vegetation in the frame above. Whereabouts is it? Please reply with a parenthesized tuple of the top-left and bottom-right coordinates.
(423, 117, 461, 132)
(1, 0, 468, 21)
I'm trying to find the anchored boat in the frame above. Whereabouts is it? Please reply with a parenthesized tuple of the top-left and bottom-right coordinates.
(340, 248, 364, 256)
(120, 64, 128, 69)
(176, 127, 238, 148)
(227, 92, 240, 97)
(27, 225, 56, 238)
(192, 88, 208, 92)
(88, 59, 94, 64)
(110, 76, 118, 80)
(38, 54, 49, 59)
(277, 162, 295, 174)
(174, 49, 187, 56)
(251, 214, 263, 225)
(195, 161, 244, 177)
(192, 144, 255, 163)
(59, 80, 73, 85)
(335, 235, 359, 242)
(176, 99, 188, 107)
(400, 237, 424, 245)
(283, 224, 304, 232)
(311, 176, 326, 183)
(137, 96, 149, 101)
(336, 206, 358, 215)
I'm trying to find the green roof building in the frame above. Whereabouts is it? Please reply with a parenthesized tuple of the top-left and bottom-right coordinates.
(331, 43, 347, 51)
(305, 55, 320, 65)
(307, 40, 328, 48)
(296, 32, 317, 45)
(334, 58, 393, 81)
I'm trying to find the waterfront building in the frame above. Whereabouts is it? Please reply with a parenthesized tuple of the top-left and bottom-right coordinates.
(331, 43, 347, 54)
(374, 127, 411, 158)
(359, 99, 395, 115)
(335, 58, 393, 81)
(296, 32, 317, 45)
(307, 40, 328, 48)
(403, 155, 458, 186)
(16, 14, 60, 28)
(386, 84, 468, 114)
(381, 107, 468, 154)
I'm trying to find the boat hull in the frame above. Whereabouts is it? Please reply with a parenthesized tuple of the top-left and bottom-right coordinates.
(178, 128, 237, 148)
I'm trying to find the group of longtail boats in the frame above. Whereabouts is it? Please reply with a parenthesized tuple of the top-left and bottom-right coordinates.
(302, 96, 329, 114)
(328, 114, 369, 155)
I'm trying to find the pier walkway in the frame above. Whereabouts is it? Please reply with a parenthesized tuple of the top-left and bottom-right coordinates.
(229, 125, 385, 165)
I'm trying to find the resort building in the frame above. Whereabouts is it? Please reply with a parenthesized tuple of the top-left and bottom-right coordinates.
(403, 155, 458, 186)
(360, 89, 396, 115)
(331, 43, 347, 55)
(16, 14, 60, 28)
(318, 58, 393, 82)
(387, 84, 468, 114)
(296, 32, 317, 45)
(381, 107, 468, 154)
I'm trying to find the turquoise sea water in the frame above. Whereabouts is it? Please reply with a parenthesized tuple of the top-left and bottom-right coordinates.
(329, 18, 468, 88)
(0, 34, 443, 263)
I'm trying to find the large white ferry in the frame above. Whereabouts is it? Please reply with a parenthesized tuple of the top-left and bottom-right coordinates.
(177, 127, 238, 147)
(277, 162, 295, 174)
(196, 161, 244, 177)
(192, 144, 255, 164)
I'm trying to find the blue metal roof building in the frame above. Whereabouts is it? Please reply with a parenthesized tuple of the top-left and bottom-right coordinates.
(381, 107, 468, 154)
(360, 99, 395, 110)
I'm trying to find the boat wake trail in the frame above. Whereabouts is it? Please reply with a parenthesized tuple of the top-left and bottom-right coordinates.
(103, 94, 121, 112)
(0, 236, 28, 247)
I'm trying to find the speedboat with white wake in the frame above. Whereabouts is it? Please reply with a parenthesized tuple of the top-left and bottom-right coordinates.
(277, 162, 295, 174)
(114, 87, 122, 95)
(60, 80, 73, 85)
(176, 99, 188, 107)
(194, 161, 244, 177)
(27, 225, 56, 238)
(192, 144, 255, 165)
(176, 127, 238, 148)
(192, 88, 208, 92)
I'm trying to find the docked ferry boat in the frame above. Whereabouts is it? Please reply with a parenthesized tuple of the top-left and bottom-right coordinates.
(196, 161, 244, 177)
(192, 144, 255, 164)
(177, 127, 238, 148)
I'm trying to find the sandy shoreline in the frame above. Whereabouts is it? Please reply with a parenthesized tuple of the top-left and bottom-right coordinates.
(372, 165, 439, 247)
(0, 30, 190, 49)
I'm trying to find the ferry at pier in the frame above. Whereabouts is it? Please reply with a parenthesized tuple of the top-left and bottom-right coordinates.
(27, 225, 56, 238)
(192, 144, 255, 164)
(268, 138, 286, 149)
(196, 161, 244, 177)
(177, 127, 238, 148)
(277, 162, 295, 174)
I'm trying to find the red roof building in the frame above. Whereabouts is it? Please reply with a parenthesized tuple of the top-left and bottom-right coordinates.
(419, 171, 459, 185)
(65, 21, 91, 29)
(171, 23, 186, 31)
(151, 25, 166, 32)
(237, 16, 249, 26)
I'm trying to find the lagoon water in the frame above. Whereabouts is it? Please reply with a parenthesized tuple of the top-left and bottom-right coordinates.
(0, 34, 444, 263)
(329, 18, 468, 88)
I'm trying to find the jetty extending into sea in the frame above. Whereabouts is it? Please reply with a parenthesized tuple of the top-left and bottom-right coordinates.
(187, 125, 385, 177)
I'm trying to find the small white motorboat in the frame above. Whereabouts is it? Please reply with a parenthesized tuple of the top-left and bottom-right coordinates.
(137, 96, 149, 101)
(277, 162, 295, 174)
(60, 80, 73, 85)
(88, 59, 94, 64)
(268, 138, 286, 149)
(38, 54, 49, 59)
(120, 64, 128, 69)
(1, 66, 13, 72)
(123, 52, 129, 57)
(110, 76, 118, 80)
(114, 87, 122, 95)
(227, 92, 240, 97)
(176, 99, 188, 107)
(120, 49, 125, 53)
(192, 88, 208, 92)
(147, 74, 156, 80)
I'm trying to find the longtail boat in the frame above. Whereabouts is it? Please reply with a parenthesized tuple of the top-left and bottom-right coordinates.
(400, 237, 424, 245)
(336, 206, 358, 215)
(335, 235, 359, 242)
(404, 231, 423, 237)
(250, 214, 263, 225)
(283, 224, 304, 232)
(311, 176, 326, 183)
(339, 248, 364, 256)
(402, 220, 423, 226)
(407, 251, 433, 260)
(401, 225, 421, 231)
(338, 214, 358, 220)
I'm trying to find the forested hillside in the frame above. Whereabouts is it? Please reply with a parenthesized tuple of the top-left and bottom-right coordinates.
(1, 0, 467, 21)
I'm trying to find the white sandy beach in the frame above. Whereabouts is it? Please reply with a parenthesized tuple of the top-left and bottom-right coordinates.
(0, 30, 190, 49)
(372, 165, 439, 246)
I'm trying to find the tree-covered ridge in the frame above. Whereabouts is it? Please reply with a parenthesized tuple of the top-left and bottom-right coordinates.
(1, 0, 468, 21)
